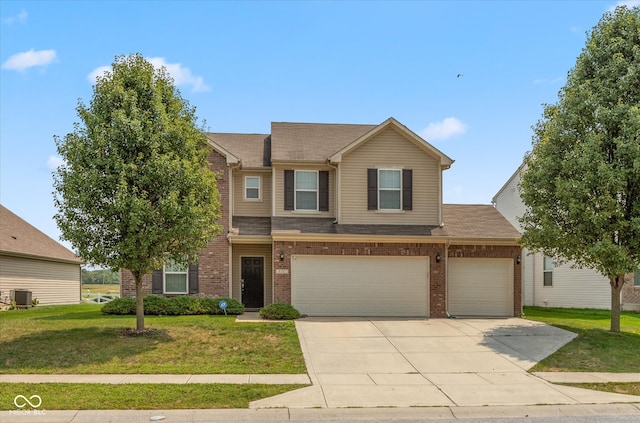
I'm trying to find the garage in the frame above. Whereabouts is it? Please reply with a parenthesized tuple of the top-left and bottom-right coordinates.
(291, 255, 429, 317)
(447, 258, 514, 317)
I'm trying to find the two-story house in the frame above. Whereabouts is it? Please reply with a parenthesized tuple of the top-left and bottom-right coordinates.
(494, 163, 640, 311)
(122, 118, 522, 317)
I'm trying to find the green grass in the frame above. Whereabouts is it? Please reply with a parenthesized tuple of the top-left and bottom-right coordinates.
(524, 307, 640, 372)
(0, 304, 306, 374)
(82, 284, 120, 295)
(0, 383, 304, 410)
(560, 382, 640, 397)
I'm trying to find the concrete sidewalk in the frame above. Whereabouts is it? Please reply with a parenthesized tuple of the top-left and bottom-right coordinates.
(1, 404, 639, 423)
(0, 373, 310, 384)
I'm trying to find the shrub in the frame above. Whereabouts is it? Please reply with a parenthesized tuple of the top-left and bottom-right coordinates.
(101, 295, 244, 316)
(143, 295, 175, 315)
(101, 297, 136, 315)
(259, 303, 301, 320)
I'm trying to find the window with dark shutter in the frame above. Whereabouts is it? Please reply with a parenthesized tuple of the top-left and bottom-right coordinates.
(151, 269, 163, 294)
(188, 264, 199, 294)
(402, 169, 413, 210)
(319, 170, 329, 211)
(284, 170, 294, 210)
(367, 168, 378, 210)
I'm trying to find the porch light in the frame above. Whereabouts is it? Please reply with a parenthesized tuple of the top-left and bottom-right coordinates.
(516, 255, 521, 265)
(435, 252, 441, 263)
(279, 251, 285, 261)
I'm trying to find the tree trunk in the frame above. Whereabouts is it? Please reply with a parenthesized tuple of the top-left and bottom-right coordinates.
(609, 275, 625, 333)
(133, 271, 145, 332)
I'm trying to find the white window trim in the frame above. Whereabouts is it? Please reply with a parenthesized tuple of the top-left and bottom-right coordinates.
(294, 170, 319, 212)
(164, 262, 189, 294)
(244, 176, 261, 201)
(543, 256, 553, 287)
(378, 168, 402, 211)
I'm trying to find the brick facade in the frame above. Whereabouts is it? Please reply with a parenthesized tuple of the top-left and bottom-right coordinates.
(272, 240, 522, 318)
(121, 148, 230, 298)
(622, 273, 640, 310)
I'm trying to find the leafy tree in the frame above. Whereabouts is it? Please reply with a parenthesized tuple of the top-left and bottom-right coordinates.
(519, 6, 639, 332)
(54, 54, 222, 332)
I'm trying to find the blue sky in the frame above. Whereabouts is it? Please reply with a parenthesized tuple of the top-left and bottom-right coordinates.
(1, 0, 637, 251)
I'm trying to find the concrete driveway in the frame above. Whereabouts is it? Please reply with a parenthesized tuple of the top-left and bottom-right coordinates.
(252, 317, 640, 408)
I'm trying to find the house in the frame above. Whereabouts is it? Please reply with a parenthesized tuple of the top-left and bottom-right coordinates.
(122, 118, 522, 317)
(0, 205, 82, 305)
(493, 164, 640, 311)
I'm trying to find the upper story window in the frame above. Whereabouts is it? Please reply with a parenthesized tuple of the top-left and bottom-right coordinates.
(378, 169, 402, 210)
(245, 176, 260, 200)
(543, 256, 553, 286)
(368, 168, 412, 211)
(284, 170, 329, 212)
(164, 259, 189, 294)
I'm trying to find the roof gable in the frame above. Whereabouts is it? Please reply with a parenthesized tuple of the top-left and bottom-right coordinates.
(206, 133, 270, 168)
(329, 117, 454, 169)
(0, 205, 81, 264)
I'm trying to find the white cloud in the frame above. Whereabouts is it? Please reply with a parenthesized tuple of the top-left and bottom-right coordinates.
(422, 117, 467, 141)
(87, 57, 210, 93)
(609, 1, 640, 11)
(46, 156, 66, 171)
(3, 9, 28, 24)
(1, 49, 57, 71)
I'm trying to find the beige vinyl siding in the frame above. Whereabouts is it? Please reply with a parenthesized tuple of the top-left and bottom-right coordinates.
(493, 168, 526, 231)
(0, 255, 81, 305)
(233, 171, 272, 217)
(231, 244, 273, 306)
(340, 127, 440, 225)
(273, 165, 335, 217)
(532, 253, 610, 309)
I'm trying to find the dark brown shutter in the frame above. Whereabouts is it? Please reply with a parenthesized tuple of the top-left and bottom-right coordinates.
(284, 170, 294, 210)
(367, 168, 377, 210)
(188, 264, 199, 294)
(402, 169, 413, 211)
(151, 269, 163, 294)
(319, 170, 329, 211)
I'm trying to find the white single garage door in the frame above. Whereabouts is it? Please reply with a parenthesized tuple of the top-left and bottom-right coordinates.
(291, 255, 429, 317)
(448, 258, 513, 317)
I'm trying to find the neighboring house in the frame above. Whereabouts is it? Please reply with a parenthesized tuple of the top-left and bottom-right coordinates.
(0, 205, 82, 305)
(493, 164, 640, 311)
(122, 118, 522, 317)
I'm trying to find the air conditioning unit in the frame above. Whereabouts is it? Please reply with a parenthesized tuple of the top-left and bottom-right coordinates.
(13, 289, 32, 308)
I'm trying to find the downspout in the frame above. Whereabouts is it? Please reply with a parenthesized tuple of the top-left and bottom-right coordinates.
(445, 238, 451, 318)
(228, 162, 241, 299)
(327, 160, 339, 223)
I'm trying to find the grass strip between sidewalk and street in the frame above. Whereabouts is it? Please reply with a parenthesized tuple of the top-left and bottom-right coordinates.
(0, 304, 306, 374)
(0, 383, 305, 410)
(559, 382, 640, 397)
(524, 306, 640, 373)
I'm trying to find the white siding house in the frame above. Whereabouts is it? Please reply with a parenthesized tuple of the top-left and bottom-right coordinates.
(0, 205, 82, 306)
(493, 164, 637, 310)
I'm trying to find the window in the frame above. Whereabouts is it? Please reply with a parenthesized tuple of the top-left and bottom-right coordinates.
(367, 168, 412, 211)
(164, 260, 188, 294)
(379, 169, 402, 210)
(634, 271, 640, 287)
(245, 176, 260, 200)
(295, 170, 318, 211)
(543, 256, 553, 286)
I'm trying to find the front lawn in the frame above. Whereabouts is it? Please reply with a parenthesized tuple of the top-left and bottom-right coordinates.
(0, 304, 306, 374)
(524, 306, 640, 373)
(0, 383, 303, 410)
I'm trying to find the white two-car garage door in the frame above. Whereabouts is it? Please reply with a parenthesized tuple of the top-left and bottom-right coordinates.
(448, 258, 514, 317)
(291, 255, 429, 317)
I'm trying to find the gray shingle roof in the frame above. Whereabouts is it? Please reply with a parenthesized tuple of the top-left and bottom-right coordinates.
(271, 122, 376, 162)
(207, 133, 270, 168)
(434, 204, 521, 239)
(0, 205, 82, 263)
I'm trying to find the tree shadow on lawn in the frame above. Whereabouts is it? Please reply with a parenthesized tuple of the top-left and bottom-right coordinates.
(0, 326, 172, 374)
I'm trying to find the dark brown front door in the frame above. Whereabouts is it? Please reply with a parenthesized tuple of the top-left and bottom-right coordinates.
(241, 257, 264, 308)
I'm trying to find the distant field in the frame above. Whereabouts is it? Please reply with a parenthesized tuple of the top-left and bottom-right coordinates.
(81, 284, 120, 295)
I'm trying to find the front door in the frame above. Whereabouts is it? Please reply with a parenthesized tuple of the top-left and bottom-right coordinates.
(241, 257, 264, 308)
